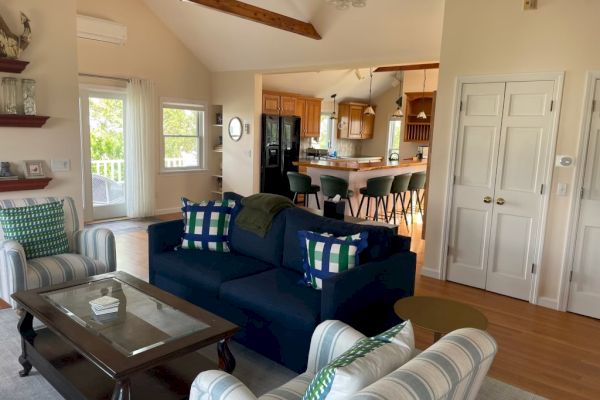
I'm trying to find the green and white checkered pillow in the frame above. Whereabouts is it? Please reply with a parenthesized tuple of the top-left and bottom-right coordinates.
(303, 320, 414, 400)
(181, 198, 237, 252)
(298, 231, 368, 290)
(0, 200, 69, 259)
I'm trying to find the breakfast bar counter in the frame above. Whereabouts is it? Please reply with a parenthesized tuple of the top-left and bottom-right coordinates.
(293, 159, 427, 214)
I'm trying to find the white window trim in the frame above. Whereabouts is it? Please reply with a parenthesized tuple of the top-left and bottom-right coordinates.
(387, 119, 402, 157)
(160, 98, 208, 174)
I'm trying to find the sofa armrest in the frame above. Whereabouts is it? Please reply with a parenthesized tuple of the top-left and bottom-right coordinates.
(321, 251, 416, 335)
(148, 220, 184, 256)
(74, 228, 117, 272)
(352, 328, 497, 400)
(0, 240, 28, 308)
(190, 370, 257, 400)
(305, 320, 366, 375)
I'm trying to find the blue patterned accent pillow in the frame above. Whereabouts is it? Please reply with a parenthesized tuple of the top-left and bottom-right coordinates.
(0, 201, 69, 259)
(181, 198, 237, 252)
(298, 231, 368, 290)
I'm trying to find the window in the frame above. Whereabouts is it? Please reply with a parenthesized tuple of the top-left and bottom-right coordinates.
(161, 102, 205, 171)
(311, 113, 333, 150)
(387, 120, 402, 157)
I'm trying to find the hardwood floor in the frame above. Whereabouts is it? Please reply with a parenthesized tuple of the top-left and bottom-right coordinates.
(2, 211, 600, 399)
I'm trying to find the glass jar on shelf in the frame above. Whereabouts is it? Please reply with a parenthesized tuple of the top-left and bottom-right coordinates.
(2, 77, 18, 115)
(22, 79, 37, 116)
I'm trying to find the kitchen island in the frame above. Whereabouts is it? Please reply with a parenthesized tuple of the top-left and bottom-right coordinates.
(294, 159, 427, 215)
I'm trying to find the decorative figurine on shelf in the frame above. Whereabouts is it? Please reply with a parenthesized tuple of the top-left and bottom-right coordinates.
(0, 162, 17, 180)
(0, 12, 32, 59)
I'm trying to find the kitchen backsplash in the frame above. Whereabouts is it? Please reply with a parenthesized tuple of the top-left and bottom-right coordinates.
(300, 138, 362, 157)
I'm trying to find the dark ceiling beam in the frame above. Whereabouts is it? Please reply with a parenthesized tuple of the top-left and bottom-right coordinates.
(374, 63, 440, 72)
(182, 0, 321, 40)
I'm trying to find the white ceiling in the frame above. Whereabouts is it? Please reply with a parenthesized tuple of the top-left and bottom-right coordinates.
(262, 68, 400, 104)
(142, 0, 444, 72)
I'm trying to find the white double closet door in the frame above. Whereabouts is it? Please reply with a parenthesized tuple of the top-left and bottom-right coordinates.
(567, 79, 600, 319)
(447, 80, 556, 301)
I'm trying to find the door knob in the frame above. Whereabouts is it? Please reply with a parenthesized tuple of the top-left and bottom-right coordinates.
(483, 196, 492, 204)
(496, 198, 505, 205)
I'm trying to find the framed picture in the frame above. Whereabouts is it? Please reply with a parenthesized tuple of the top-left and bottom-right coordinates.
(24, 160, 45, 179)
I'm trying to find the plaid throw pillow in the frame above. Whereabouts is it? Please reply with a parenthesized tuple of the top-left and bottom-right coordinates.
(303, 321, 414, 400)
(0, 201, 69, 259)
(181, 198, 236, 252)
(298, 231, 368, 290)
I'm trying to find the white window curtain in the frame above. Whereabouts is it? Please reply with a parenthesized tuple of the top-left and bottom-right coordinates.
(125, 78, 157, 218)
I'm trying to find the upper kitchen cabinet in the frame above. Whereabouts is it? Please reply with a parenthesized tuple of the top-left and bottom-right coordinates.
(262, 91, 297, 116)
(404, 91, 435, 143)
(337, 102, 376, 140)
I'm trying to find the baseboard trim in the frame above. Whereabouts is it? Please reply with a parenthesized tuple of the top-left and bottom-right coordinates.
(537, 296, 559, 310)
(420, 266, 442, 280)
(154, 207, 181, 216)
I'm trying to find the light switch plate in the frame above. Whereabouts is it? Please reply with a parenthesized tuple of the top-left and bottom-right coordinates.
(557, 183, 568, 196)
(51, 159, 70, 172)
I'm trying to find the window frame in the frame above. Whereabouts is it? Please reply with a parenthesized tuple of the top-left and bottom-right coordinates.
(160, 98, 208, 173)
(386, 119, 403, 157)
(311, 113, 334, 150)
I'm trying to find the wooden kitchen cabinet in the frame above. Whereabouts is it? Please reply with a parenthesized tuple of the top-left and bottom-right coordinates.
(262, 92, 298, 116)
(337, 102, 375, 139)
(304, 98, 322, 137)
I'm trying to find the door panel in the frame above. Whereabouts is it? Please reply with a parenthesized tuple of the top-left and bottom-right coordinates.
(485, 80, 555, 300)
(568, 79, 600, 318)
(447, 82, 506, 288)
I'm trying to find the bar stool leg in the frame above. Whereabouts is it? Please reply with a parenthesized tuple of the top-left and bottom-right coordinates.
(366, 196, 371, 220)
(373, 197, 379, 221)
(416, 189, 424, 215)
(357, 195, 365, 218)
(314, 193, 320, 210)
(400, 192, 409, 231)
(391, 193, 397, 225)
(292, 192, 298, 204)
(384, 195, 390, 223)
(347, 198, 354, 217)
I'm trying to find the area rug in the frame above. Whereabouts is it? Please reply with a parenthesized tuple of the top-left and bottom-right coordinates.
(0, 309, 545, 399)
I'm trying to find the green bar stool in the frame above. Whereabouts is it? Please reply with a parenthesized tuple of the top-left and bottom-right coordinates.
(287, 171, 320, 209)
(320, 175, 355, 216)
(357, 176, 394, 222)
(407, 172, 427, 221)
(389, 173, 412, 229)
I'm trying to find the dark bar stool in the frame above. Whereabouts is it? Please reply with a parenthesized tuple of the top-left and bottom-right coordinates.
(320, 175, 355, 216)
(287, 171, 320, 209)
(407, 172, 427, 220)
(357, 176, 394, 222)
(389, 173, 412, 229)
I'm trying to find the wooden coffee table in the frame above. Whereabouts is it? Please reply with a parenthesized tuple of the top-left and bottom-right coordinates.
(11, 271, 239, 400)
(394, 296, 488, 342)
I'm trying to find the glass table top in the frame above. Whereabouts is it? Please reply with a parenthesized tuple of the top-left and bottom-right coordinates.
(43, 278, 210, 357)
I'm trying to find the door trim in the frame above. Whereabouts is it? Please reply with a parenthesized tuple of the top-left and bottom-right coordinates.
(439, 71, 565, 305)
(558, 71, 600, 311)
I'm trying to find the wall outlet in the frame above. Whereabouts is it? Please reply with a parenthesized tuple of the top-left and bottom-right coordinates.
(557, 183, 568, 196)
(523, 0, 538, 10)
(51, 159, 71, 172)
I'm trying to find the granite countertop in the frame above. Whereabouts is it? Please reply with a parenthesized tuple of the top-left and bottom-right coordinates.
(295, 159, 428, 172)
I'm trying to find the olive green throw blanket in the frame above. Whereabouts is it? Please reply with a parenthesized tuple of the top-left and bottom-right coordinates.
(236, 193, 293, 237)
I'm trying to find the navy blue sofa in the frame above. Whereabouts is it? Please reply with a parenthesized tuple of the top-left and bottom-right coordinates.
(148, 192, 416, 373)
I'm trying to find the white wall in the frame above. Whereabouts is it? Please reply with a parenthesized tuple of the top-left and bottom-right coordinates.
(361, 69, 438, 159)
(425, 0, 600, 307)
(0, 0, 83, 221)
(77, 0, 214, 216)
(212, 72, 262, 196)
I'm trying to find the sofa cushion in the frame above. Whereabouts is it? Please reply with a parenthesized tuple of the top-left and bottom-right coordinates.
(151, 249, 275, 297)
(303, 320, 414, 400)
(260, 372, 314, 400)
(220, 268, 321, 329)
(181, 198, 237, 252)
(282, 207, 395, 273)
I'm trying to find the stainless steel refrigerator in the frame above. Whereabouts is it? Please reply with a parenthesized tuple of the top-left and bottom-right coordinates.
(260, 114, 301, 198)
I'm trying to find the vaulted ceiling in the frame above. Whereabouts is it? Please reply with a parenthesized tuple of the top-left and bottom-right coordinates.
(143, 0, 444, 72)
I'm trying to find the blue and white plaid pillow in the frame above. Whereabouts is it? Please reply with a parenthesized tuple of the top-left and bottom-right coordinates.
(298, 231, 368, 290)
(181, 198, 237, 252)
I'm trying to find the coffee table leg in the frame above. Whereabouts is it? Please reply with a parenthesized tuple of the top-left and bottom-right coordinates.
(111, 379, 131, 400)
(17, 310, 35, 377)
(218, 338, 236, 373)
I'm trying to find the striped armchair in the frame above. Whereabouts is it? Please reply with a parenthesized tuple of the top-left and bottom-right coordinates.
(190, 321, 497, 400)
(0, 197, 116, 308)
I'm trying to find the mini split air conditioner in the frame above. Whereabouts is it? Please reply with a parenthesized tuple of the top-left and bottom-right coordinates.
(76, 15, 127, 45)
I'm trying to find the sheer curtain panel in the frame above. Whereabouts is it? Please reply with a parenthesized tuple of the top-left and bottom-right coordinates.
(125, 79, 157, 218)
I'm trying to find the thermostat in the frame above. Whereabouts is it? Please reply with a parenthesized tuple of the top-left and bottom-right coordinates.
(556, 155, 573, 167)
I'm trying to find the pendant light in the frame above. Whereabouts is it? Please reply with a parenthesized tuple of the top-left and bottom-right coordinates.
(417, 69, 427, 120)
(330, 94, 338, 120)
(391, 75, 403, 119)
(364, 68, 375, 116)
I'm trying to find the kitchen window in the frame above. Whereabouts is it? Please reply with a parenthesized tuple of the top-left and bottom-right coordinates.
(161, 101, 205, 172)
(311, 113, 333, 150)
(387, 119, 402, 157)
